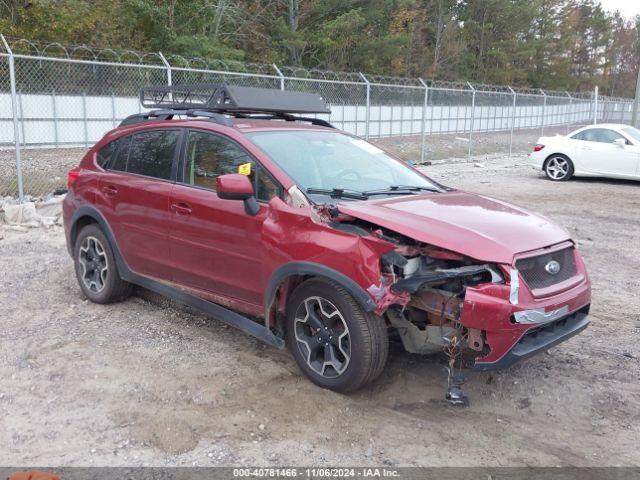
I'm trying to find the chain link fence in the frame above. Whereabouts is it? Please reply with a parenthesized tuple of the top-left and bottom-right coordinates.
(0, 35, 635, 201)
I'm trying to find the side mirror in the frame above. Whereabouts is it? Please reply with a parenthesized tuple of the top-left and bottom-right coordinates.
(612, 138, 626, 148)
(216, 173, 260, 216)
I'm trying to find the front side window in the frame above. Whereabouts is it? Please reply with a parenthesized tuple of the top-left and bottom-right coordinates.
(184, 130, 281, 201)
(247, 130, 441, 202)
(572, 128, 625, 144)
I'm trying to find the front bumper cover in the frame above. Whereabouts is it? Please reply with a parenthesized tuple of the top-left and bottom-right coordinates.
(473, 309, 590, 371)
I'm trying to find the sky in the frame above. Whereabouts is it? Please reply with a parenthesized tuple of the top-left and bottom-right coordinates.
(598, 0, 640, 19)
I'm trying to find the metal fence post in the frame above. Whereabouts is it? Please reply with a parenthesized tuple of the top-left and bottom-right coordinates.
(272, 64, 285, 90)
(52, 89, 59, 148)
(82, 92, 88, 147)
(418, 78, 428, 163)
(1, 34, 24, 202)
(593, 86, 598, 124)
(565, 91, 572, 133)
(158, 51, 171, 86)
(111, 93, 116, 128)
(540, 89, 547, 136)
(632, 67, 640, 127)
(508, 86, 516, 156)
(18, 89, 25, 148)
(359, 72, 371, 140)
(467, 82, 475, 161)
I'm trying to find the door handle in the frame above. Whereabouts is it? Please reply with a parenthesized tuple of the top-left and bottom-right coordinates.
(102, 185, 118, 196)
(170, 202, 192, 215)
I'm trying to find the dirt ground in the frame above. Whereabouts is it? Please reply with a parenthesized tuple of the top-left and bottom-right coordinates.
(1, 157, 639, 467)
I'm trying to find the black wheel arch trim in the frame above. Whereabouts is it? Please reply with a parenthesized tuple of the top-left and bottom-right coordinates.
(68, 205, 284, 349)
(264, 261, 377, 324)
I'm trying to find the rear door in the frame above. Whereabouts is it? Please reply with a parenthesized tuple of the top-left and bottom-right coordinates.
(97, 128, 182, 280)
(168, 129, 282, 308)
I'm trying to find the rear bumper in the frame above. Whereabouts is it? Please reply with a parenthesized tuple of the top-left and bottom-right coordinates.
(473, 309, 590, 371)
(528, 152, 545, 169)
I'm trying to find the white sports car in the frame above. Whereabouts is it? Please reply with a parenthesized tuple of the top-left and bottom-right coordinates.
(528, 123, 640, 181)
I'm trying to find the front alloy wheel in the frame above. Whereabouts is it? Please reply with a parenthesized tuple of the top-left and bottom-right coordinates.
(286, 278, 388, 392)
(294, 296, 351, 378)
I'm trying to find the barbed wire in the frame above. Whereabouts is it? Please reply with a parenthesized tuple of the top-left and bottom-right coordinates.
(0, 35, 632, 101)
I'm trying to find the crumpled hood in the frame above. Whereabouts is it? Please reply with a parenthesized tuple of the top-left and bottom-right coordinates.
(337, 191, 571, 264)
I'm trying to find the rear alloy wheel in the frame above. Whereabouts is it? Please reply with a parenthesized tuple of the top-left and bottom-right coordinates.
(74, 224, 132, 304)
(286, 279, 388, 392)
(78, 236, 109, 294)
(544, 155, 574, 181)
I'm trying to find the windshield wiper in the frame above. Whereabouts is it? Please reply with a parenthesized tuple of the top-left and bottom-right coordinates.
(305, 187, 369, 200)
(362, 185, 440, 196)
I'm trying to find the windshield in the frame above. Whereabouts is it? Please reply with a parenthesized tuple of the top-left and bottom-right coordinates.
(247, 130, 442, 202)
(622, 126, 640, 143)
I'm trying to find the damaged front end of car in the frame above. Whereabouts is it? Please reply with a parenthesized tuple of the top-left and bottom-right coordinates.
(268, 188, 591, 404)
(310, 201, 591, 405)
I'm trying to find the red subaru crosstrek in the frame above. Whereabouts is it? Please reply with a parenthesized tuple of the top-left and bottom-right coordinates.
(63, 85, 591, 394)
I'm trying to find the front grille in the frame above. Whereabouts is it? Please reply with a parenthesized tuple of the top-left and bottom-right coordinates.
(515, 246, 578, 290)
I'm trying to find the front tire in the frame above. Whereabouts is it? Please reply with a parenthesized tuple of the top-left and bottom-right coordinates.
(286, 278, 388, 393)
(544, 154, 574, 181)
(73, 224, 132, 304)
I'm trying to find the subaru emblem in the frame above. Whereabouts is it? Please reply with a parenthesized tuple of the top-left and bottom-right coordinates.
(545, 260, 561, 275)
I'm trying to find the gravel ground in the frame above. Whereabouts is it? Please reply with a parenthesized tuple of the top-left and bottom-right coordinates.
(372, 125, 578, 162)
(1, 157, 639, 467)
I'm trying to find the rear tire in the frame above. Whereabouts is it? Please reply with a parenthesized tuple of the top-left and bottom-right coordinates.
(73, 224, 132, 304)
(286, 278, 388, 393)
(544, 154, 574, 181)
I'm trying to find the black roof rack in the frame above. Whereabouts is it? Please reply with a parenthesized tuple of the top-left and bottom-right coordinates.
(118, 83, 334, 128)
(139, 83, 331, 114)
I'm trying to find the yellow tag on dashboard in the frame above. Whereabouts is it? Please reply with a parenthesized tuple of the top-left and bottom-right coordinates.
(238, 163, 252, 176)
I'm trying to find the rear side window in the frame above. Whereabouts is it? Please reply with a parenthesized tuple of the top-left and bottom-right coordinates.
(96, 139, 119, 168)
(126, 130, 180, 180)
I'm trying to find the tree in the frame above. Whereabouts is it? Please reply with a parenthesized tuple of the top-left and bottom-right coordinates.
(0, 0, 637, 94)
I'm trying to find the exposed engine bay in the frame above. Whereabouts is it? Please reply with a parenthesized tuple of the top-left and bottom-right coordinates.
(327, 214, 509, 406)
(332, 217, 500, 350)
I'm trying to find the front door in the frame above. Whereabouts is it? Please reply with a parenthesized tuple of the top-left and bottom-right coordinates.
(168, 129, 282, 309)
(572, 127, 639, 177)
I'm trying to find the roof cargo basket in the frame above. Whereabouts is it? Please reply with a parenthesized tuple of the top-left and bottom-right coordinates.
(139, 83, 331, 114)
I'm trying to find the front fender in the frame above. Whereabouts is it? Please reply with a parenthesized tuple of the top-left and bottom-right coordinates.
(264, 261, 377, 320)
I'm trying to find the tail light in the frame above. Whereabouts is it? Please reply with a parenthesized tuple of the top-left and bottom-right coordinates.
(67, 167, 81, 188)
(533, 144, 545, 152)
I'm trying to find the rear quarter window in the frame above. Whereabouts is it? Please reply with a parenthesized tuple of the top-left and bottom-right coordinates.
(571, 131, 586, 140)
(96, 139, 119, 168)
(109, 135, 131, 172)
